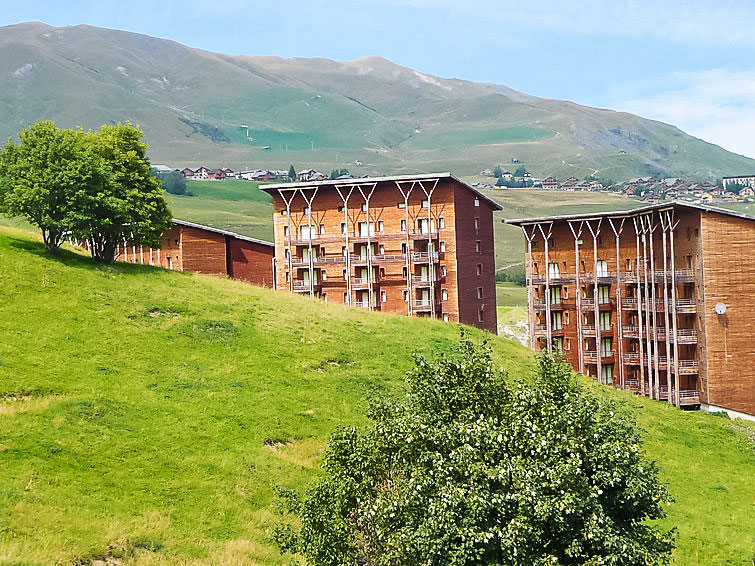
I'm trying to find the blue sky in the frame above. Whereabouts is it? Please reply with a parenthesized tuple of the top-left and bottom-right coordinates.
(3, 0, 755, 158)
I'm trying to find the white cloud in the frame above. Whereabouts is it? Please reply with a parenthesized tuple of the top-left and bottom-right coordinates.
(613, 69, 755, 158)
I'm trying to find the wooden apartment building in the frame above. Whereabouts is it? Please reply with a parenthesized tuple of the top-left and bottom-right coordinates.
(114, 219, 276, 287)
(507, 202, 755, 418)
(261, 173, 501, 332)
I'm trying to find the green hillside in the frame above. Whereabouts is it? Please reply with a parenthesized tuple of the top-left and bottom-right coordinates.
(1, 226, 753, 565)
(2, 22, 754, 181)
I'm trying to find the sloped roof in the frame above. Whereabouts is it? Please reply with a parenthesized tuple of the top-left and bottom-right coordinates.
(261, 172, 503, 211)
(504, 201, 755, 226)
(172, 219, 274, 247)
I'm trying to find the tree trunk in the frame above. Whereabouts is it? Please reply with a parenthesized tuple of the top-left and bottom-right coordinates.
(41, 229, 63, 255)
(90, 236, 117, 264)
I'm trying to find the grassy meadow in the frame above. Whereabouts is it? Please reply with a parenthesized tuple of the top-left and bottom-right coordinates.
(1, 225, 754, 565)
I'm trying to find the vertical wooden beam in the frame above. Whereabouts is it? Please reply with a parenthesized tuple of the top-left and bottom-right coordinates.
(668, 211, 681, 407)
(568, 221, 585, 374)
(335, 185, 355, 305)
(609, 218, 626, 389)
(522, 225, 537, 350)
(277, 189, 296, 293)
(633, 217, 645, 395)
(395, 181, 415, 315)
(357, 184, 377, 309)
(417, 179, 439, 318)
(661, 212, 673, 404)
(537, 223, 554, 353)
(586, 219, 603, 381)
(647, 214, 660, 400)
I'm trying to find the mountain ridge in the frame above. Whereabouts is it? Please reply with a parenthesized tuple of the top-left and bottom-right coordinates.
(1, 21, 752, 180)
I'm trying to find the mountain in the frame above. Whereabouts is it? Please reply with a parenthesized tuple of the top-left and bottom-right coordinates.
(1, 21, 753, 180)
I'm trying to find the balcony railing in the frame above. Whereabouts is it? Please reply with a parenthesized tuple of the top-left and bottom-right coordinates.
(534, 325, 548, 336)
(675, 298, 696, 313)
(677, 360, 699, 375)
(659, 387, 701, 405)
(529, 273, 575, 284)
(622, 326, 640, 337)
(676, 329, 697, 344)
(623, 353, 641, 364)
(292, 280, 319, 291)
(412, 300, 439, 311)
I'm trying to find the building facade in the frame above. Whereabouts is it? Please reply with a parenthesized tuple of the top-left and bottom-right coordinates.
(507, 202, 755, 418)
(114, 219, 276, 288)
(262, 173, 501, 332)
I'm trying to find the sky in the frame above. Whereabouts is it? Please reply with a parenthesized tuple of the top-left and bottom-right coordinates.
(2, 0, 754, 158)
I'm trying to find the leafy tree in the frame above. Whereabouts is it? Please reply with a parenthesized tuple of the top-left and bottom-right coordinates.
(634, 184, 646, 197)
(513, 166, 527, 177)
(0, 121, 101, 254)
(274, 335, 675, 566)
(289, 164, 297, 181)
(495, 177, 506, 187)
(152, 169, 187, 195)
(493, 165, 503, 178)
(70, 123, 171, 263)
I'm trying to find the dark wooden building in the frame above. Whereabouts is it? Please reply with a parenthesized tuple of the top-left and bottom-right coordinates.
(507, 202, 755, 418)
(116, 219, 275, 288)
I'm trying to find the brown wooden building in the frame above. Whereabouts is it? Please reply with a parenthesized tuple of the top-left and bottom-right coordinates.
(115, 219, 275, 288)
(261, 173, 501, 332)
(507, 202, 755, 418)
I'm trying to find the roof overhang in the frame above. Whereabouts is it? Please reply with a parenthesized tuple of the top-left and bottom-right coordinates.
(504, 200, 755, 226)
(172, 219, 274, 247)
(261, 172, 503, 211)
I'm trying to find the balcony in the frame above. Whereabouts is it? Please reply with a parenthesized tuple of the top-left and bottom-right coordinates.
(292, 280, 320, 292)
(621, 298, 638, 310)
(372, 253, 407, 263)
(412, 276, 445, 287)
(529, 272, 575, 285)
(410, 251, 441, 262)
(676, 360, 699, 375)
(659, 387, 701, 406)
(624, 378, 642, 391)
(583, 325, 613, 337)
(676, 329, 697, 344)
(412, 300, 440, 312)
(622, 353, 641, 365)
(351, 278, 373, 290)
(534, 325, 548, 336)
(584, 351, 614, 364)
(582, 271, 617, 283)
(354, 301, 378, 310)
(622, 326, 640, 338)
(675, 298, 696, 313)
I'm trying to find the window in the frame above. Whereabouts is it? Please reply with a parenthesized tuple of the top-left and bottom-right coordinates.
(476, 264, 482, 276)
(552, 337, 564, 354)
(564, 311, 570, 325)
(361, 203, 368, 212)
(285, 271, 290, 283)
(478, 309, 484, 322)
(381, 290, 387, 303)
(474, 198, 480, 207)
(379, 244, 385, 255)
(304, 206, 310, 215)
(338, 205, 345, 212)
(563, 286, 569, 299)
(300, 225, 315, 240)
(358, 221, 375, 237)
(476, 287, 483, 299)
(403, 290, 409, 302)
(441, 266, 447, 277)
(599, 312, 611, 331)
(598, 285, 610, 304)
(401, 243, 407, 254)
(281, 209, 288, 216)
(378, 220, 384, 232)
(474, 218, 480, 229)
(398, 202, 406, 209)
(548, 261, 560, 279)
(600, 364, 613, 385)
(343, 292, 348, 302)
(341, 222, 346, 235)
(283, 226, 290, 238)
(564, 338, 571, 350)
(379, 267, 385, 278)
(401, 219, 407, 231)
(597, 236, 603, 245)
(600, 337, 612, 357)
(549, 286, 561, 304)
(422, 199, 429, 209)
(418, 218, 435, 234)
(440, 241, 446, 252)
(323, 293, 328, 302)
(319, 223, 325, 235)
(443, 313, 449, 322)
(552, 311, 562, 330)
(402, 266, 408, 278)
(475, 241, 481, 253)
(596, 259, 608, 277)
(321, 270, 327, 281)
(442, 289, 448, 300)
(439, 217, 445, 228)
(341, 245, 347, 256)
(342, 269, 347, 280)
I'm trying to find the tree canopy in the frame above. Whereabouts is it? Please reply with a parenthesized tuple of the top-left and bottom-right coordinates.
(274, 335, 675, 566)
(0, 121, 171, 262)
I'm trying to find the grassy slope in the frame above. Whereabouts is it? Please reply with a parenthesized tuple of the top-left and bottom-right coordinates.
(1, 227, 753, 565)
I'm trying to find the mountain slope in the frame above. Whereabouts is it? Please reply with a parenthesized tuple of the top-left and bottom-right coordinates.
(1, 22, 754, 180)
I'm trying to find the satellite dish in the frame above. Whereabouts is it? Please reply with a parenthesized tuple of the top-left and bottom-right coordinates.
(714, 302, 727, 315)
